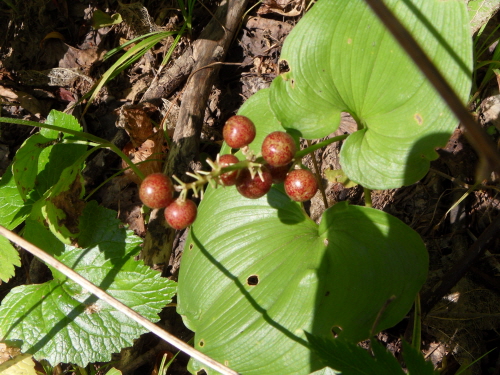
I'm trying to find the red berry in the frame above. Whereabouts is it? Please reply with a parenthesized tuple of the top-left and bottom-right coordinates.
(165, 199, 198, 230)
(267, 163, 291, 184)
(284, 169, 318, 202)
(139, 173, 175, 209)
(223, 115, 256, 149)
(219, 154, 240, 186)
(261, 131, 297, 167)
(236, 167, 273, 199)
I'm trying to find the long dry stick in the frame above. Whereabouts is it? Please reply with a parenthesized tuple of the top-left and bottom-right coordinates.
(0, 226, 240, 375)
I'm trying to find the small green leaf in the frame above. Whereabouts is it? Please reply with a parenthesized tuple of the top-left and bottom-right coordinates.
(0, 203, 177, 366)
(41, 110, 83, 139)
(324, 169, 358, 188)
(0, 235, 20, 282)
(92, 10, 123, 29)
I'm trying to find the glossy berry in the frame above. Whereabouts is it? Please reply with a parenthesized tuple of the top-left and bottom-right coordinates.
(261, 131, 296, 167)
(236, 167, 273, 199)
(219, 154, 240, 186)
(284, 169, 318, 202)
(165, 199, 198, 230)
(139, 173, 174, 209)
(267, 163, 291, 184)
(223, 115, 256, 149)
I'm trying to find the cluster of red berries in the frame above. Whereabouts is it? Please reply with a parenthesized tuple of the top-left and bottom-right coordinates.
(139, 173, 198, 230)
(138, 115, 318, 230)
(221, 115, 318, 202)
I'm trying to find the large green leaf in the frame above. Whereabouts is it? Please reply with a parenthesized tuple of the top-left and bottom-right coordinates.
(0, 202, 176, 366)
(270, 0, 472, 189)
(177, 186, 427, 374)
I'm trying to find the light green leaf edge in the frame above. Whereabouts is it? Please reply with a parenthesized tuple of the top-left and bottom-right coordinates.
(0, 166, 31, 230)
(270, 0, 472, 189)
(0, 235, 20, 282)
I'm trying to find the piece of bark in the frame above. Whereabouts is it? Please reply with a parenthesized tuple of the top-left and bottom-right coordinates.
(140, 45, 195, 104)
(141, 0, 250, 267)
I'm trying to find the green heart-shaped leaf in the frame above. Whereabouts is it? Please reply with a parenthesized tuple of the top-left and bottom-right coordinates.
(177, 186, 427, 374)
(270, 0, 472, 189)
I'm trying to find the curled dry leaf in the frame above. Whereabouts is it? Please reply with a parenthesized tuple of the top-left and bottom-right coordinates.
(122, 130, 167, 184)
(115, 103, 158, 147)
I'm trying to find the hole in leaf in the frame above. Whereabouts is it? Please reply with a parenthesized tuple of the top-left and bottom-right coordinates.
(189, 243, 193, 250)
(247, 275, 259, 286)
(331, 326, 343, 338)
(324, 291, 330, 297)
(199, 339, 205, 347)
(279, 59, 290, 74)
(196, 370, 207, 375)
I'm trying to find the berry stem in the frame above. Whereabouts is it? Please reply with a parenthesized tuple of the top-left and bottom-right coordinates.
(307, 139, 329, 209)
(173, 158, 262, 199)
(294, 134, 348, 159)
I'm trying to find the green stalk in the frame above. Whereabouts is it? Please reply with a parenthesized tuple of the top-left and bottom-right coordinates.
(0, 117, 146, 181)
(364, 188, 372, 208)
(294, 134, 348, 159)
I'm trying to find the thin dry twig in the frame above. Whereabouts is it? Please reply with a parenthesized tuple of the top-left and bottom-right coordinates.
(0, 225, 240, 375)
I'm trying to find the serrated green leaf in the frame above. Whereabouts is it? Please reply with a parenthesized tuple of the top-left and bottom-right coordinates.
(41, 110, 83, 139)
(306, 333, 405, 375)
(0, 202, 176, 366)
(0, 166, 31, 230)
(269, 0, 472, 189)
(177, 186, 427, 374)
(0, 235, 20, 282)
(0, 353, 37, 375)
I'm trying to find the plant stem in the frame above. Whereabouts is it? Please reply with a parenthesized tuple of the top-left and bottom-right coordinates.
(306, 140, 328, 209)
(364, 188, 372, 208)
(294, 134, 348, 159)
(0, 117, 146, 181)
